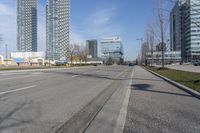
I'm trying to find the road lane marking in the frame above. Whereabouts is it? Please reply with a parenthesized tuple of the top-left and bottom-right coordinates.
(0, 85, 37, 95)
(0, 75, 38, 81)
(0, 73, 27, 76)
(72, 75, 79, 78)
(32, 72, 44, 75)
(114, 68, 134, 133)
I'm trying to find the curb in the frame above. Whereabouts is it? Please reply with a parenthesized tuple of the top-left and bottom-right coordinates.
(143, 67, 200, 99)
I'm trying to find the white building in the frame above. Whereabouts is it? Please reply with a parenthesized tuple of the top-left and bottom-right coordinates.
(0, 55, 4, 65)
(101, 36, 124, 64)
(11, 52, 45, 65)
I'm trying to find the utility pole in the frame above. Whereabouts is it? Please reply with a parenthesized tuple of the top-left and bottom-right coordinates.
(160, 13, 165, 68)
(137, 38, 143, 64)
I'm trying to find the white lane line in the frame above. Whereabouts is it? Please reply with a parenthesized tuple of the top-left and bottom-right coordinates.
(0, 85, 37, 95)
(114, 68, 134, 133)
(32, 72, 44, 75)
(72, 75, 79, 78)
(0, 73, 27, 76)
(0, 75, 38, 81)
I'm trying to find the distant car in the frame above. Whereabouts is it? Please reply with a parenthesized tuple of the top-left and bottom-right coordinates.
(128, 63, 134, 66)
(55, 61, 68, 66)
(193, 61, 200, 66)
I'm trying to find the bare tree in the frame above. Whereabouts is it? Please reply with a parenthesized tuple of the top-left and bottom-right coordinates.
(81, 46, 89, 63)
(154, 0, 170, 68)
(68, 43, 76, 65)
(146, 23, 156, 66)
(74, 44, 82, 64)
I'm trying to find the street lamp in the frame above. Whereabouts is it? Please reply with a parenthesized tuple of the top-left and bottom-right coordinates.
(5, 44, 8, 66)
(137, 38, 145, 65)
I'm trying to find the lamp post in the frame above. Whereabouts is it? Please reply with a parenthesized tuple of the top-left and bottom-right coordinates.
(137, 38, 144, 65)
(5, 44, 8, 66)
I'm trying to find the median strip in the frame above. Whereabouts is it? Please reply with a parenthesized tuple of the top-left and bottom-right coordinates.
(114, 68, 134, 133)
(55, 68, 129, 133)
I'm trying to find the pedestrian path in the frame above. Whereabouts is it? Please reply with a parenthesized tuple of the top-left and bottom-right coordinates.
(124, 66, 200, 133)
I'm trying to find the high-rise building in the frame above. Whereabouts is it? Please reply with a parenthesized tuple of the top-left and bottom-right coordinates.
(101, 36, 124, 64)
(17, 0, 37, 52)
(46, 0, 70, 61)
(86, 40, 98, 59)
(156, 42, 167, 52)
(170, 0, 200, 62)
(170, 1, 182, 52)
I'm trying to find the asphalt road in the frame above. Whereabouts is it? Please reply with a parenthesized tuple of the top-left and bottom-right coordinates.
(0, 66, 133, 133)
(0, 65, 200, 133)
(124, 66, 200, 133)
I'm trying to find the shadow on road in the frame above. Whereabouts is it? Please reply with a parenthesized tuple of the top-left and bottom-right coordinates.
(131, 84, 193, 98)
(0, 94, 42, 132)
(49, 69, 133, 81)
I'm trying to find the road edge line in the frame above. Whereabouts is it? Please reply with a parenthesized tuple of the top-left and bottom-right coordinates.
(113, 68, 134, 133)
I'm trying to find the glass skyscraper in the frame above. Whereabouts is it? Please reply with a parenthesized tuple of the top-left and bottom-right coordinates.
(101, 36, 124, 64)
(86, 40, 98, 59)
(46, 0, 70, 61)
(17, 0, 37, 52)
(170, 0, 200, 62)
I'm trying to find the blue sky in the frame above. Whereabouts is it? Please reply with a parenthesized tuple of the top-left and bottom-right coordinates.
(0, 0, 174, 60)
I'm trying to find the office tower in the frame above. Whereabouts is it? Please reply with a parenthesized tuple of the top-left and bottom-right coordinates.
(17, 0, 37, 52)
(170, 0, 200, 62)
(86, 40, 98, 59)
(101, 36, 124, 64)
(46, 0, 70, 61)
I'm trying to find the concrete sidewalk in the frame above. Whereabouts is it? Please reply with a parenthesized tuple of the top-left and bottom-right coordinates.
(124, 66, 200, 133)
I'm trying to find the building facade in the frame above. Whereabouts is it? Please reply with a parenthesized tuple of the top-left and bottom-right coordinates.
(17, 0, 37, 52)
(46, 0, 70, 61)
(101, 36, 123, 64)
(11, 52, 45, 65)
(0, 55, 3, 65)
(170, 1, 182, 51)
(156, 42, 167, 52)
(86, 40, 98, 59)
(146, 51, 182, 64)
(170, 0, 200, 62)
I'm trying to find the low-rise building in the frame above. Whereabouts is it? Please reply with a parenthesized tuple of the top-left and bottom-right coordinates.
(0, 55, 4, 65)
(11, 52, 45, 66)
(101, 36, 124, 64)
(146, 51, 181, 64)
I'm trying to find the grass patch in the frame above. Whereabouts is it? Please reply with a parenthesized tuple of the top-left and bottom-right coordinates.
(145, 66, 200, 93)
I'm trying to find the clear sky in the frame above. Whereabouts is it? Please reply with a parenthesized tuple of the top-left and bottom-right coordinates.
(0, 0, 174, 60)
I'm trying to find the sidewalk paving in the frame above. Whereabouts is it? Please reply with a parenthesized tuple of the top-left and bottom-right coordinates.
(124, 66, 200, 133)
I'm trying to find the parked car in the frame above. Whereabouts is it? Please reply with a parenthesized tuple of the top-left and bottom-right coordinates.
(193, 61, 200, 66)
